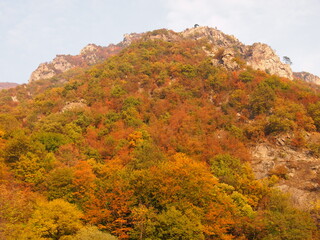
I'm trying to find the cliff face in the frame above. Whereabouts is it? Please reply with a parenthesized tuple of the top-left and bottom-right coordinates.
(245, 43, 293, 79)
(294, 71, 320, 85)
(182, 27, 293, 79)
(28, 26, 295, 83)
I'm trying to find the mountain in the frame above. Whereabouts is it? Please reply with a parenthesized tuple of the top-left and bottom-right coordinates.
(29, 26, 294, 83)
(0, 82, 19, 90)
(28, 43, 122, 83)
(294, 71, 320, 85)
(1, 26, 320, 239)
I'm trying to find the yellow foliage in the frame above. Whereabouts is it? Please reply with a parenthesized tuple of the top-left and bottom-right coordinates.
(28, 199, 83, 239)
(127, 131, 143, 148)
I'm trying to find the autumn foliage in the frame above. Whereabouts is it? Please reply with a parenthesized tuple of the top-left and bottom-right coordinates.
(0, 29, 319, 239)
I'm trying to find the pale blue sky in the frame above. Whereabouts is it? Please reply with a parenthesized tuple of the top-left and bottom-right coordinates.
(1, 0, 319, 83)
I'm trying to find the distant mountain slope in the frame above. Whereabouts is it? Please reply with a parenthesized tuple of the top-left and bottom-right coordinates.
(294, 71, 320, 85)
(0, 82, 18, 90)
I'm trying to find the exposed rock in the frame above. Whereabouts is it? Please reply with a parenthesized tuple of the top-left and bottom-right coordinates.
(80, 44, 99, 55)
(121, 33, 142, 47)
(182, 26, 244, 70)
(245, 43, 293, 79)
(61, 99, 87, 112)
(182, 27, 293, 77)
(276, 185, 318, 209)
(220, 49, 241, 70)
(29, 44, 122, 83)
(28, 26, 297, 83)
(251, 142, 320, 209)
(29, 63, 57, 82)
(294, 71, 320, 85)
(11, 96, 18, 102)
(51, 55, 74, 72)
(182, 26, 243, 49)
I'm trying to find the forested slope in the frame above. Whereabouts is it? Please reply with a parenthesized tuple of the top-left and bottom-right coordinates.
(0, 28, 320, 239)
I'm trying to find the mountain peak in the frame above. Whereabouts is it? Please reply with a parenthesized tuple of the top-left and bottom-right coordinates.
(79, 43, 100, 55)
(28, 26, 295, 83)
(182, 26, 293, 79)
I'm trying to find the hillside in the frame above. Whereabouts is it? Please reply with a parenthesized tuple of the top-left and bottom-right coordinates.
(1, 26, 320, 239)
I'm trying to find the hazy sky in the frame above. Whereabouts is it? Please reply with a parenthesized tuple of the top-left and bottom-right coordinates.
(1, 0, 319, 84)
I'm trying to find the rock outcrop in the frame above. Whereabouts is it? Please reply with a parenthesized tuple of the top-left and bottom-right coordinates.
(121, 33, 144, 47)
(182, 26, 294, 79)
(251, 135, 320, 209)
(182, 26, 243, 48)
(245, 43, 294, 80)
(29, 26, 296, 83)
(61, 99, 87, 113)
(29, 44, 122, 83)
(294, 71, 320, 85)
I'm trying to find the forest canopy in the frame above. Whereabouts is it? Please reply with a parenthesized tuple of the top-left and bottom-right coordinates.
(0, 31, 320, 239)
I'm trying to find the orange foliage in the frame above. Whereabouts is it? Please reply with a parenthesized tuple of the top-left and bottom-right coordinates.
(72, 161, 96, 208)
(85, 182, 133, 239)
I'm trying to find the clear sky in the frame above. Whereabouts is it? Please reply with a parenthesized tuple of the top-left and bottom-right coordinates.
(1, 0, 319, 84)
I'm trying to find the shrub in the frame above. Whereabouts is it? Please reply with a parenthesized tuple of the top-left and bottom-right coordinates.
(73, 226, 117, 240)
(239, 71, 254, 83)
(265, 116, 294, 135)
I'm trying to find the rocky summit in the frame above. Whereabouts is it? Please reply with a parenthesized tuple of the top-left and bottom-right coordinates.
(29, 26, 294, 83)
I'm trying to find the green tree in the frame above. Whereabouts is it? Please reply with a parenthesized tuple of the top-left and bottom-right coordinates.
(130, 205, 157, 240)
(12, 152, 45, 185)
(131, 205, 203, 240)
(111, 85, 126, 98)
(265, 115, 294, 135)
(260, 191, 316, 240)
(0, 113, 20, 135)
(73, 226, 117, 240)
(35, 131, 67, 152)
(308, 102, 320, 131)
(153, 206, 204, 240)
(249, 82, 275, 117)
(46, 167, 74, 201)
(210, 154, 252, 188)
(239, 70, 254, 83)
(3, 133, 31, 164)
